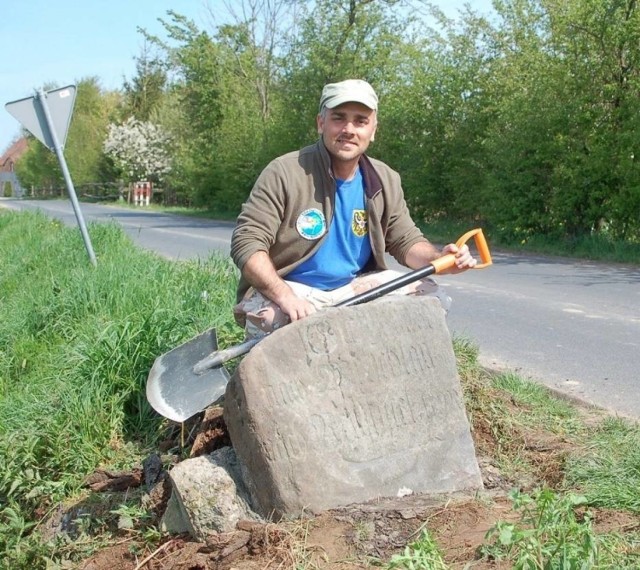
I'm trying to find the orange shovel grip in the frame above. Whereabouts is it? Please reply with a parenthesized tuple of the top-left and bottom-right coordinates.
(430, 228, 493, 274)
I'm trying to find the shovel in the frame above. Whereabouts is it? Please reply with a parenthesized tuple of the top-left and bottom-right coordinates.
(146, 228, 492, 422)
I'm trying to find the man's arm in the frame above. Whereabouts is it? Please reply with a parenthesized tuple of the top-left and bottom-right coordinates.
(404, 241, 477, 274)
(242, 251, 317, 322)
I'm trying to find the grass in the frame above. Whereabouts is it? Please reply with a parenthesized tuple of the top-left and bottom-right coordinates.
(0, 209, 243, 569)
(565, 417, 640, 513)
(2, 209, 640, 569)
(456, 360, 640, 569)
(388, 529, 448, 569)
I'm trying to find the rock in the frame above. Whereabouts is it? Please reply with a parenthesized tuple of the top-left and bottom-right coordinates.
(142, 453, 163, 489)
(160, 490, 192, 534)
(224, 296, 484, 518)
(161, 446, 261, 539)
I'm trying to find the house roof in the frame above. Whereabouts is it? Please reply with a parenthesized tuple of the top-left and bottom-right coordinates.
(0, 137, 28, 172)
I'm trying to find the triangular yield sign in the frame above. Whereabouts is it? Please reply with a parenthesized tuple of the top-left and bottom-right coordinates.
(5, 85, 77, 151)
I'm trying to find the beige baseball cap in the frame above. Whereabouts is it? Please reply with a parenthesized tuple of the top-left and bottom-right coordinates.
(319, 79, 378, 111)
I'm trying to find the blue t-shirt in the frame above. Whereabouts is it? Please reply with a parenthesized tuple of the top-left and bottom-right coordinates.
(287, 168, 372, 290)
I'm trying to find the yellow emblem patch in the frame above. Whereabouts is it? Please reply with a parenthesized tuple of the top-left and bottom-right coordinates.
(351, 209, 368, 237)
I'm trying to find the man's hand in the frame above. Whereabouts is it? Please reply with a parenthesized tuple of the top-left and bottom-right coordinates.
(242, 250, 317, 322)
(276, 290, 317, 322)
(405, 240, 477, 274)
(441, 243, 477, 274)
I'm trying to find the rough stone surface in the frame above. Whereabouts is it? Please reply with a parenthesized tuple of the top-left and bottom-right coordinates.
(160, 491, 191, 535)
(161, 446, 261, 539)
(224, 295, 484, 518)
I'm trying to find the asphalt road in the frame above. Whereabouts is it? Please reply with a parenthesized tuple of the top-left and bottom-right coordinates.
(3, 198, 639, 418)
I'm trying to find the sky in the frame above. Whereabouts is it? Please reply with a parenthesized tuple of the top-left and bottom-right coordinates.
(0, 0, 494, 155)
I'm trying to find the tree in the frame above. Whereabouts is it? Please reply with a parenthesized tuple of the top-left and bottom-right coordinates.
(277, 0, 418, 150)
(14, 136, 62, 194)
(122, 42, 168, 121)
(143, 5, 300, 211)
(103, 117, 172, 184)
(65, 77, 122, 186)
(127, 0, 640, 241)
(140, 12, 225, 207)
(542, 0, 640, 239)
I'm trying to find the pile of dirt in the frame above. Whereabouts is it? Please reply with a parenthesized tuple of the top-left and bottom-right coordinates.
(74, 392, 636, 570)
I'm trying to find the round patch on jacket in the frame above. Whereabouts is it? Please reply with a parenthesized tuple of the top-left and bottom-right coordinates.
(296, 208, 326, 240)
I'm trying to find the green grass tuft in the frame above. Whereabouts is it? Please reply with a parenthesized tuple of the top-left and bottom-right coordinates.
(565, 417, 640, 513)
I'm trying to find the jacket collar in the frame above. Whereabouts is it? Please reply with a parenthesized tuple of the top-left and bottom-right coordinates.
(316, 138, 382, 199)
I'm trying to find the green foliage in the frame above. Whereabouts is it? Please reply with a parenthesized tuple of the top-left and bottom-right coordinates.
(65, 77, 121, 186)
(0, 210, 241, 567)
(143, 12, 227, 207)
(14, 135, 62, 192)
(565, 417, 640, 513)
(9, 0, 640, 246)
(122, 43, 167, 121)
(468, 0, 640, 241)
(387, 529, 447, 569)
(482, 488, 600, 569)
(281, 0, 414, 145)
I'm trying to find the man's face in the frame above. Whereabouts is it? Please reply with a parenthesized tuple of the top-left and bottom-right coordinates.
(317, 102, 378, 163)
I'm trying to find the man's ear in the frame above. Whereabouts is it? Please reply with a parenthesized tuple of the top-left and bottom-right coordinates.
(316, 114, 324, 135)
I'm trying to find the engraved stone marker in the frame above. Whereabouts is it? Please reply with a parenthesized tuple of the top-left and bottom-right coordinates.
(224, 296, 483, 518)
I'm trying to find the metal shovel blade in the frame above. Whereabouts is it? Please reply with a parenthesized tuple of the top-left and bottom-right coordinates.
(146, 328, 230, 423)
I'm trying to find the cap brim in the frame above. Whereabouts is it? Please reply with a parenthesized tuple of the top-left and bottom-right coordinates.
(323, 95, 377, 110)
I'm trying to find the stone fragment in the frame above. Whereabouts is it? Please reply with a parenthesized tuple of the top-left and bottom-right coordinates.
(161, 446, 261, 539)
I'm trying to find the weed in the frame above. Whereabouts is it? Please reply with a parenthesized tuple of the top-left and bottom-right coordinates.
(387, 529, 447, 569)
(111, 503, 151, 530)
(481, 488, 599, 569)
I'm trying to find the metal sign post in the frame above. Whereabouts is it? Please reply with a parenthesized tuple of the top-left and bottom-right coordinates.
(5, 85, 97, 266)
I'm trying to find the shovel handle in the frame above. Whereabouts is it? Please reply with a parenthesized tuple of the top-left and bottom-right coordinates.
(430, 228, 493, 274)
(192, 336, 261, 373)
(193, 228, 492, 372)
(337, 228, 492, 307)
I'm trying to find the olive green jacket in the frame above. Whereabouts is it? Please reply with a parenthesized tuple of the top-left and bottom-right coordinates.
(230, 139, 428, 301)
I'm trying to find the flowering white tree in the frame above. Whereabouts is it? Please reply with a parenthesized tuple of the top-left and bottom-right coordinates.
(103, 117, 172, 183)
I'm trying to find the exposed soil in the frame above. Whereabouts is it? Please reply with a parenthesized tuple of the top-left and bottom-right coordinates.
(72, 389, 639, 570)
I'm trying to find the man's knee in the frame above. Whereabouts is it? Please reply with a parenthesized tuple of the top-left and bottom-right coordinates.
(234, 290, 291, 338)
